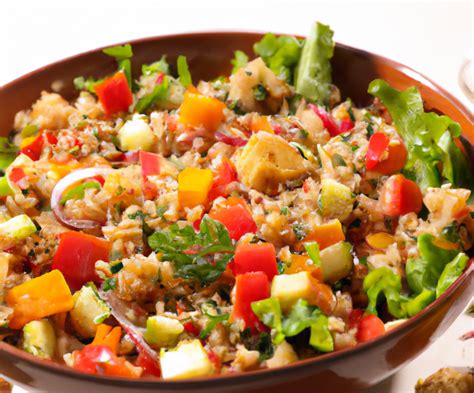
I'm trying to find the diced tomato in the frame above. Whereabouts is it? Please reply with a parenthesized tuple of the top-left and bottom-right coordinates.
(366, 133, 407, 175)
(139, 151, 161, 177)
(230, 272, 270, 330)
(207, 349, 222, 372)
(139, 151, 162, 200)
(208, 159, 238, 201)
(46, 134, 58, 145)
(135, 351, 161, 377)
(379, 174, 423, 216)
(95, 71, 133, 116)
(356, 314, 385, 343)
(73, 345, 141, 378)
(209, 198, 257, 241)
(9, 167, 26, 184)
(348, 309, 364, 330)
(233, 242, 277, 280)
(309, 104, 340, 136)
(338, 118, 354, 133)
(52, 231, 111, 291)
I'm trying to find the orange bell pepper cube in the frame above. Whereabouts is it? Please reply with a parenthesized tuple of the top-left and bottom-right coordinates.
(379, 174, 423, 216)
(250, 116, 273, 134)
(285, 254, 323, 281)
(178, 167, 213, 209)
(178, 91, 226, 132)
(302, 219, 345, 250)
(366, 133, 407, 175)
(233, 242, 278, 280)
(6, 269, 74, 329)
(209, 197, 257, 240)
(230, 272, 270, 330)
(91, 324, 122, 354)
(95, 71, 133, 116)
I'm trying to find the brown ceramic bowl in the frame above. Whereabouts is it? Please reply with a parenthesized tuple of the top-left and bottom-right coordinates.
(0, 32, 473, 393)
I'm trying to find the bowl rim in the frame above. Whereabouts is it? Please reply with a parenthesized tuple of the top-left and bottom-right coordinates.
(1, 30, 473, 388)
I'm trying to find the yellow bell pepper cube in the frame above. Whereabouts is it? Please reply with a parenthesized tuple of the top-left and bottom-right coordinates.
(6, 269, 74, 329)
(178, 167, 213, 209)
(178, 91, 226, 132)
(366, 232, 396, 250)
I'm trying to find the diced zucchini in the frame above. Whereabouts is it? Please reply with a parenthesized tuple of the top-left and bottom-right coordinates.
(319, 241, 353, 283)
(319, 179, 354, 221)
(0, 214, 37, 239)
(144, 315, 184, 348)
(271, 271, 313, 312)
(160, 339, 214, 380)
(118, 115, 155, 152)
(23, 319, 56, 359)
(69, 283, 111, 338)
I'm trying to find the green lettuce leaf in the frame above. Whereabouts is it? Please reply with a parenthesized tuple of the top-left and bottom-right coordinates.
(141, 55, 170, 76)
(294, 22, 335, 104)
(231, 50, 249, 74)
(0, 137, 18, 172)
(103, 44, 134, 89)
(177, 55, 192, 87)
(368, 80, 473, 193)
(436, 253, 469, 298)
(254, 33, 302, 82)
(134, 75, 170, 113)
(251, 297, 284, 344)
(309, 314, 334, 352)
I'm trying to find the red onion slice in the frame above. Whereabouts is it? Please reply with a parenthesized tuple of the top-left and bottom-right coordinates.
(215, 131, 247, 147)
(51, 167, 114, 229)
(99, 289, 158, 362)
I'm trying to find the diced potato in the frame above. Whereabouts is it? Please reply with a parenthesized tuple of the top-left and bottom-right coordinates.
(229, 58, 292, 114)
(266, 340, 298, 369)
(70, 284, 111, 338)
(144, 315, 184, 348)
(160, 339, 214, 380)
(271, 271, 313, 311)
(23, 319, 56, 359)
(319, 241, 353, 283)
(119, 115, 156, 151)
(236, 132, 313, 196)
(319, 179, 354, 221)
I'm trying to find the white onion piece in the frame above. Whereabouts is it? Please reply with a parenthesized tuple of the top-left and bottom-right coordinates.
(50, 167, 114, 229)
(99, 289, 158, 361)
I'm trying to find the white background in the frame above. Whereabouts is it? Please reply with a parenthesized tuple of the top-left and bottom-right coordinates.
(2, 0, 473, 392)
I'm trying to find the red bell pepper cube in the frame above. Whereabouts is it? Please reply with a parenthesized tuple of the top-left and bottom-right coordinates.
(73, 345, 141, 378)
(379, 174, 423, 216)
(95, 71, 133, 116)
(135, 351, 161, 377)
(233, 242, 277, 280)
(208, 159, 238, 201)
(355, 314, 385, 343)
(366, 133, 407, 175)
(52, 231, 111, 291)
(9, 167, 26, 184)
(209, 198, 257, 241)
(20, 132, 57, 161)
(230, 272, 270, 329)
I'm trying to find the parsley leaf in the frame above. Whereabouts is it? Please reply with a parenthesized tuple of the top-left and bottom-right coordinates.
(134, 75, 170, 113)
(199, 302, 229, 339)
(142, 55, 170, 76)
(148, 216, 234, 285)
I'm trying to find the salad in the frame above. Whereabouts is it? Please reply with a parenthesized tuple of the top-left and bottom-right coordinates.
(0, 22, 472, 380)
